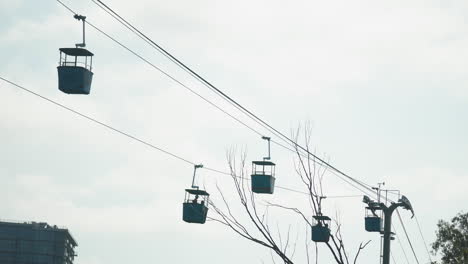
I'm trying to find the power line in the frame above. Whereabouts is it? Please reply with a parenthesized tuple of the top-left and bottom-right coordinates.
(414, 214, 433, 263)
(324, 194, 362, 198)
(55, 0, 381, 201)
(1, 76, 363, 200)
(55, 0, 327, 197)
(56, 1, 423, 261)
(85, 0, 327, 183)
(15, 1, 379, 202)
(86, 0, 344, 197)
(0, 76, 195, 166)
(93, 0, 376, 194)
(55, 0, 266, 141)
(204, 166, 363, 198)
(392, 223, 411, 264)
(9, 2, 421, 262)
(85, 0, 377, 197)
(396, 209, 420, 264)
(83, 0, 345, 193)
(56, 0, 385, 204)
(390, 252, 397, 264)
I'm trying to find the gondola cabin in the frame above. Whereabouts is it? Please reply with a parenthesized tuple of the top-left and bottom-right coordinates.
(183, 189, 209, 224)
(364, 207, 382, 232)
(251, 160, 276, 194)
(311, 215, 331, 243)
(57, 48, 94, 94)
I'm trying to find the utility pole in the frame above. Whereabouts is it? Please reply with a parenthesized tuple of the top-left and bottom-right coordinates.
(363, 194, 414, 264)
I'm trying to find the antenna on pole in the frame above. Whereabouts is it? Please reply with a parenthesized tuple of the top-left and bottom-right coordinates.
(74, 14, 87, 48)
(262, 136, 271, 161)
(191, 164, 203, 189)
(372, 182, 385, 203)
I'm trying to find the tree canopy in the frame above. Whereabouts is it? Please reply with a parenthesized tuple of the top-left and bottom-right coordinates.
(432, 212, 468, 264)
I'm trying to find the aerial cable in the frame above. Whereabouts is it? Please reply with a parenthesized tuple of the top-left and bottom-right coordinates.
(322, 194, 362, 198)
(396, 209, 420, 264)
(0, 76, 194, 166)
(89, 0, 274, 130)
(91, 0, 378, 199)
(1, 76, 362, 200)
(59, 1, 376, 199)
(56, 0, 373, 199)
(390, 252, 397, 264)
(56, 0, 311, 174)
(392, 223, 411, 264)
(414, 214, 433, 263)
(55, 0, 266, 140)
(88, 0, 377, 195)
(58, 0, 307, 170)
(204, 165, 364, 198)
(88, 0, 326, 189)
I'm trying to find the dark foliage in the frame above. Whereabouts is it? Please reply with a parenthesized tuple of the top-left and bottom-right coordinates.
(432, 212, 468, 264)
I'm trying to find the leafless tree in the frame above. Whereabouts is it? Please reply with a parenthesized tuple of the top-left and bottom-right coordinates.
(279, 124, 371, 264)
(208, 125, 370, 263)
(209, 149, 296, 264)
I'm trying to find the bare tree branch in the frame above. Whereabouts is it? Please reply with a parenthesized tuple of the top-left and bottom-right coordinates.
(353, 240, 371, 264)
(209, 125, 372, 264)
(210, 149, 294, 264)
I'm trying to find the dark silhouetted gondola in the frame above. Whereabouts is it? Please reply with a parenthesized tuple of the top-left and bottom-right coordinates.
(251, 136, 276, 194)
(57, 14, 94, 95)
(311, 215, 331, 242)
(364, 206, 382, 232)
(183, 165, 209, 224)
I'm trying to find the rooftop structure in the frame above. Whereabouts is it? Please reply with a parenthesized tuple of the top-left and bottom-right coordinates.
(0, 220, 77, 264)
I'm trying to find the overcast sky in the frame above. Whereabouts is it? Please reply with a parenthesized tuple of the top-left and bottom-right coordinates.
(1, 0, 467, 263)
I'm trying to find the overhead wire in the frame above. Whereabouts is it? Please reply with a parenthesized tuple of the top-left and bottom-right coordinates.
(94, 0, 377, 193)
(55, 0, 265, 141)
(79, 1, 429, 260)
(323, 194, 362, 198)
(56, 0, 381, 201)
(54, 2, 394, 210)
(0, 76, 195, 166)
(0, 76, 362, 200)
(86, 0, 378, 198)
(11, 2, 422, 261)
(55, 0, 325, 197)
(87, 0, 305, 160)
(204, 167, 363, 198)
(88, 0, 321, 176)
(56, 0, 368, 200)
(396, 209, 421, 264)
(86, 0, 377, 201)
(414, 214, 433, 264)
(390, 252, 397, 264)
(86, 0, 304, 157)
(392, 223, 411, 264)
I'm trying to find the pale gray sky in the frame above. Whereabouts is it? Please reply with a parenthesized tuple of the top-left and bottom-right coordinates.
(1, 0, 467, 263)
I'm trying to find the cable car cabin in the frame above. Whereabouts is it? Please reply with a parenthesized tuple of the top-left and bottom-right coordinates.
(365, 207, 382, 232)
(251, 161, 276, 194)
(57, 48, 94, 95)
(183, 189, 209, 224)
(312, 215, 331, 243)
